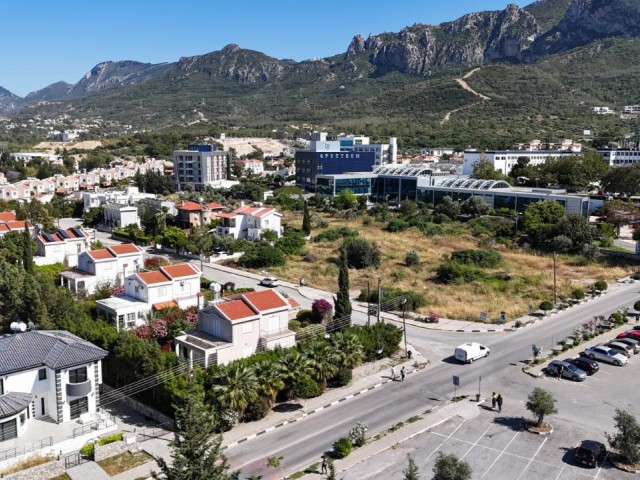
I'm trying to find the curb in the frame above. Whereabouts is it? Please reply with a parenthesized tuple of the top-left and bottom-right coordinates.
(527, 424, 553, 436)
(223, 361, 430, 450)
(521, 366, 543, 378)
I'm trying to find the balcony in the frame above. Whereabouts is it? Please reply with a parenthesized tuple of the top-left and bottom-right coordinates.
(259, 328, 294, 341)
(66, 380, 91, 397)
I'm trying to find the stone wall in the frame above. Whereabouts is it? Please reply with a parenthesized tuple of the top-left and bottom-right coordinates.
(101, 384, 172, 424)
(94, 434, 139, 462)
(2, 459, 64, 480)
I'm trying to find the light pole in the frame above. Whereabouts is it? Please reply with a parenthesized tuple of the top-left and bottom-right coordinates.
(377, 277, 382, 324)
(553, 251, 557, 306)
(401, 298, 408, 358)
(366, 280, 371, 327)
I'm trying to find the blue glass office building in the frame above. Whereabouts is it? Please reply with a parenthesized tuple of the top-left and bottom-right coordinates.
(295, 151, 376, 190)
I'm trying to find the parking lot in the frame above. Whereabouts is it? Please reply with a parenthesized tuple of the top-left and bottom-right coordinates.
(342, 331, 640, 479)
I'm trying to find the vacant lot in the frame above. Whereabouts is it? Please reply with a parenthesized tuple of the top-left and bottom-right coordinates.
(261, 212, 634, 322)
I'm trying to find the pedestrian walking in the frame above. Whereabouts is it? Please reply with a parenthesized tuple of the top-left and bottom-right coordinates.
(491, 392, 497, 411)
(321, 454, 328, 475)
(557, 364, 563, 380)
(497, 394, 503, 413)
(400, 366, 406, 382)
(390, 366, 396, 381)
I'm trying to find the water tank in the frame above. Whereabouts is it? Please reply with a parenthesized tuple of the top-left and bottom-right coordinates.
(10, 322, 27, 333)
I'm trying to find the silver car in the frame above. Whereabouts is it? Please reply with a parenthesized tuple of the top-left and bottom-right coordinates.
(605, 341, 634, 358)
(584, 346, 628, 366)
(546, 360, 587, 381)
(615, 337, 640, 354)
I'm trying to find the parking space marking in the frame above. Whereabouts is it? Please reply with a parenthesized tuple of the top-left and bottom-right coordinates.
(594, 453, 609, 479)
(423, 421, 465, 463)
(516, 437, 547, 480)
(553, 466, 564, 480)
(460, 424, 493, 460)
(481, 432, 519, 479)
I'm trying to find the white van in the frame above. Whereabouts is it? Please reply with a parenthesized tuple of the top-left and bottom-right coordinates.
(454, 342, 490, 363)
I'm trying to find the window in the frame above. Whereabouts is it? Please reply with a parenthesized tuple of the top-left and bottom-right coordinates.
(0, 379, 3, 396)
(38, 369, 47, 381)
(242, 322, 253, 334)
(0, 419, 17, 441)
(69, 397, 88, 420)
(69, 367, 87, 384)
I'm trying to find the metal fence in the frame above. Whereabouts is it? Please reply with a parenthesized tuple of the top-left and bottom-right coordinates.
(0, 436, 53, 462)
(72, 412, 115, 438)
(137, 421, 173, 443)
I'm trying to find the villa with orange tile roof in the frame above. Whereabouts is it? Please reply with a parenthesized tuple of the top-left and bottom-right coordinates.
(0, 211, 32, 237)
(174, 289, 295, 368)
(95, 263, 202, 331)
(175, 200, 225, 229)
(59, 243, 144, 294)
(34, 227, 91, 267)
(216, 204, 282, 240)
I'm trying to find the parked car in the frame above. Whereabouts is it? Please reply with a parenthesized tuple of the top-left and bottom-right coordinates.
(259, 277, 279, 288)
(604, 341, 634, 358)
(615, 337, 640, 354)
(568, 357, 599, 375)
(632, 325, 640, 331)
(574, 440, 606, 468)
(454, 342, 490, 363)
(546, 360, 587, 381)
(583, 346, 628, 366)
(617, 330, 640, 341)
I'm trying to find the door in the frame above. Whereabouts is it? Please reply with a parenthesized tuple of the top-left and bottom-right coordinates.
(69, 397, 88, 420)
(41, 397, 45, 416)
(268, 315, 279, 333)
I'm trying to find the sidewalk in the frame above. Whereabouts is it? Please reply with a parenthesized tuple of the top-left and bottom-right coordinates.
(297, 398, 483, 480)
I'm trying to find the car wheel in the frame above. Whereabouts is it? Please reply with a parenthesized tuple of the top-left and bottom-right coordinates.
(588, 354, 595, 359)
(572, 375, 578, 381)
(614, 360, 621, 366)
(485, 351, 490, 357)
(469, 357, 474, 363)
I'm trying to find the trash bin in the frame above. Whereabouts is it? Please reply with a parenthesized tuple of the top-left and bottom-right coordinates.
(476, 393, 481, 402)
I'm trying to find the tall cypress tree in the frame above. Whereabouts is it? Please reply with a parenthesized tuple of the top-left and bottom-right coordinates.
(152, 380, 230, 480)
(22, 229, 34, 274)
(301, 201, 311, 236)
(333, 245, 352, 323)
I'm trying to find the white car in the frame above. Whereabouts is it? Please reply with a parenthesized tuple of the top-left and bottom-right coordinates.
(259, 277, 279, 288)
(584, 345, 628, 366)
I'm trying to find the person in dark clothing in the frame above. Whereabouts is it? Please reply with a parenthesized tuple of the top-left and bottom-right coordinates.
(400, 366, 406, 382)
(497, 393, 503, 413)
(321, 454, 328, 474)
(491, 392, 497, 410)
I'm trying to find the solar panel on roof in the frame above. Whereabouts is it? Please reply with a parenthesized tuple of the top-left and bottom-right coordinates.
(57, 229, 69, 239)
(71, 228, 84, 238)
(43, 233, 54, 242)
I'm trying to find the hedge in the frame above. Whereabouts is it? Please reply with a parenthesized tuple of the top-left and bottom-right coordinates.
(112, 230, 152, 245)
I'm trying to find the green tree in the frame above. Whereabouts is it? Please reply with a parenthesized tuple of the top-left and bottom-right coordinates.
(334, 246, 352, 322)
(403, 454, 420, 480)
(84, 207, 104, 228)
(253, 360, 284, 408)
(523, 200, 565, 244)
(602, 162, 640, 196)
(211, 363, 259, 420)
(240, 243, 286, 269)
(152, 380, 230, 480)
(331, 331, 364, 369)
(302, 201, 311, 236)
(333, 189, 357, 210)
(432, 452, 471, 480)
(344, 238, 381, 269)
(525, 387, 558, 427)
(460, 196, 490, 218)
(472, 158, 509, 181)
(158, 226, 189, 254)
(434, 196, 460, 220)
(606, 409, 640, 464)
(399, 199, 418, 217)
(509, 156, 530, 180)
(554, 213, 593, 250)
(278, 350, 314, 400)
(301, 339, 339, 390)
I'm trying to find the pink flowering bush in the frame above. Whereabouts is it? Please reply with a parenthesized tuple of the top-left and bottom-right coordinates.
(311, 298, 333, 324)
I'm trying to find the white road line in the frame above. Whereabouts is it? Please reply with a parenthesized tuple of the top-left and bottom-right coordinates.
(554, 466, 565, 480)
(595, 453, 609, 479)
(481, 432, 519, 479)
(423, 422, 465, 463)
(516, 437, 547, 480)
(461, 424, 493, 460)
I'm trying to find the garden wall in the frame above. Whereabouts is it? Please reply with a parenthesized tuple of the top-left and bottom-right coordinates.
(101, 385, 172, 424)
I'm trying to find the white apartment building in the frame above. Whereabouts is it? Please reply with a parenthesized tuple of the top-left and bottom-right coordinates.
(598, 148, 640, 166)
(175, 289, 295, 368)
(0, 330, 107, 441)
(10, 152, 64, 165)
(96, 263, 202, 331)
(59, 243, 144, 294)
(216, 205, 283, 239)
(102, 204, 140, 229)
(173, 145, 229, 191)
(34, 227, 91, 267)
(235, 158, 264, 175)
(592, 106, 616, 115)
(622, 105, 640, 115)
(462, 150, 579, 176)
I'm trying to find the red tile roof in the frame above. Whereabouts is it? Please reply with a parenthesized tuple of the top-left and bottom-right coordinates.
(137, 271, 171, 285)
(234, 205, 276, 218)
(0, 211, 16, 222)
(161, 264, 199, 279)
(108, 244, 142, 255)
(206, 202, 225, 210)
(287, 298, 301, 309)
(153, 300, 178, 311)
(217, 212, 238, 219)
(216, 299, 258, 321)
(0, 224, 9, 232)
(87, 249, 115, 260)
(176, 200, 203, 211)
(241, 290, 289, 312)
(6, 221, 27, 230)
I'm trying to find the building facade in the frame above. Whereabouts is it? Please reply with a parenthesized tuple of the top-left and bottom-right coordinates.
(462, 150, 578, 176)
(598, 148, 640, 166)
(173, 145, 230, 191)
(34, 227, 91, 267)
(216, 205, 283, 239)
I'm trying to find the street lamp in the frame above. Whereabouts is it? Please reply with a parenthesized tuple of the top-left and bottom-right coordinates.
(401, 298, 408, 358)
(552, 251, 557, 306)
(377, 276, 382, 324)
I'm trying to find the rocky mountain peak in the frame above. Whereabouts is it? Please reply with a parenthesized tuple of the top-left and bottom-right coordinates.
(347, 35, 366, 57)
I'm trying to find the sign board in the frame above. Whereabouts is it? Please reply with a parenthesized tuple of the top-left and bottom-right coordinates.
(479, 312, 487, 322)
(452, 375, 460, 387)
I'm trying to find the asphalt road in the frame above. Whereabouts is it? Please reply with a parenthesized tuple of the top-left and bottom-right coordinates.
(224, 281, 640, 478)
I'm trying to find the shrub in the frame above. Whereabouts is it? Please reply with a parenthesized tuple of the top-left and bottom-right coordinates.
(294, 375, 322, 399)
(357, 288, 426, 312)
(610, 312, 625, 325)
(634, 300, 640, 311)
(436, 261, 484, 284)
(632, 272, 640, 281)
(243, 396, 271, 422)
(571, 289, 585, 300)
(348, 421, 368, 447)
(344, 239, 381, 269)
(333, 437, 353, 458)
(540, 301, 554, 312)
(405, 250, 420, 266)
(288, 319, 301, 332)
(450, 249, 503, 268)
(99, 433, 124, 446)
(275, 232, 306, 255)
(348, 323, 402, 361)
(329, 368, 352, 387)
(295, 309, 314, 325)
(386, 218, 410, 232)
(313, 227, 359, 243)
(468, 216, 515, 238)
(311, 298, 333, 324)
(295, 324, 326, 342)
(514, 320, 523, 328)
(80, 443, 95, 457)
(594, 280, 608, 292)
(240, 243, 286, 269)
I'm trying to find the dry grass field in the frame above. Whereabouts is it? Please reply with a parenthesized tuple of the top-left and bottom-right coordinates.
(236, 212, 635, 322)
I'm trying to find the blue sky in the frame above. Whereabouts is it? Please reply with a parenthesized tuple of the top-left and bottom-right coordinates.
(1, 0, 528, 97)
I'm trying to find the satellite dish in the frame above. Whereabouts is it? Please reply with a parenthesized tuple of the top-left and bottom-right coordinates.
(210, 283, 222, 292)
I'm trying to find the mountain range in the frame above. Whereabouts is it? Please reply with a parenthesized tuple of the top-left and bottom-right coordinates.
(2, 0, 640, 147)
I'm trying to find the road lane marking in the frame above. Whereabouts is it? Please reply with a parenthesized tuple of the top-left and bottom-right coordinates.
(481, 432, 519, 479)
(554, 466, 564, 480)
(461, 424, 493, 460)
(516, 437, 547, 480)
(423, 422, 465, 463)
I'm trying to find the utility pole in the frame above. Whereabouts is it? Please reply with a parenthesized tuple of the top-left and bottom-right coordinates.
(401, 298, 408, 357)
(366, 281, 371, 327)
(377, 277, 382, 324)
(553, 252, 557, 306)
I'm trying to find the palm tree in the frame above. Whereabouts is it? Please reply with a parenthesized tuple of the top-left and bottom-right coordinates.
(211, 363, 259, 420)
(301, 340, 339, 391)
(253, 360, 285, 407)
(278, 350, 314, 400)
(331, 331, 365, 370)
